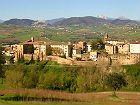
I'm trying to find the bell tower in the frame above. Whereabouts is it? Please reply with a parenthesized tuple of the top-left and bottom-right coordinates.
(104, 33, 109, 41)
(31, 37, 34, 42)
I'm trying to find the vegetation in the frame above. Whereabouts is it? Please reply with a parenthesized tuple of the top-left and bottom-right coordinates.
(91, 39, 104, 50)
(0, 46, 5, 82)
(105, 73, 127, 95)
(0, 56, 140, 104)
(0, 23, 140, 44)
(0, 58, 138, 93)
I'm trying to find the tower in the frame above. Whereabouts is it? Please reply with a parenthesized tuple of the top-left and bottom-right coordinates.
(31, 37, 34, 42)
(104, 33, 109, 41)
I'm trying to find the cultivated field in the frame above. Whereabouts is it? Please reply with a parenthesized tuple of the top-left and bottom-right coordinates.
(0, 24, 140, 44)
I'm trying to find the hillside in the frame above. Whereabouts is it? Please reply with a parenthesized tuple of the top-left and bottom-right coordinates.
(53, 16, 111, 26)
(46, 18, 65, 24)
(111, 19, 138, 26)
(3, 19, 36, 26)
(53, 16, 138, 26)
(0, 19, 4, 23)
(0, 23, 140, 44)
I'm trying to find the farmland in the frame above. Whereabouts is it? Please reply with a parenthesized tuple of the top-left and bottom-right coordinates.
(0, 24, 140, 44)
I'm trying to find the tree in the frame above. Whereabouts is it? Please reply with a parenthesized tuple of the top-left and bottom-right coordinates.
(124, 63, 140, 90)
(105, 72, 127, 96)
(0, 46, 5, 82)
(29, 54, 35, 64)
(0, 46, 5, 65)
(91, 39, 104, 50)
(5, 70, 24, 88)
(46, 46, 52, 56)
(17, 56, 24, 63)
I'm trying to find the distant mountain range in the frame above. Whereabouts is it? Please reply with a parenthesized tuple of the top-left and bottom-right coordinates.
(53, 16, 138, 26)
(1, 16, 139, 27)
(53, 16, 111, 26)
(0, 19, 4, 23)
(46, 18, 65, 24)
(3, 19, 35, 26)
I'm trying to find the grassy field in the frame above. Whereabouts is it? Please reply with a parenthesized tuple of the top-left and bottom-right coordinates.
(0, 89, 139, 105)
(0, 24, 140, 44)
(0, 101, 105, 105)
(0, 101, 106, 105)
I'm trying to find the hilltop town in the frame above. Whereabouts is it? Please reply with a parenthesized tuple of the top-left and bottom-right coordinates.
(3, 34, 140, 66)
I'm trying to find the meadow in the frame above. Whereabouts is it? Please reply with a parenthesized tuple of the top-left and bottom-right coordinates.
(0, 24, 140, 44)
(0, 89, 139, 105)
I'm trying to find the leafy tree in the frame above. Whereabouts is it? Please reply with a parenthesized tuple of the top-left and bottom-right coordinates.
(46, 46, 52, 56)
(0, 46, 5, 65)
(105, 73, 127, 95)
(76, 67, 99, 92)
(0, 46, 5, 82)
(124, 63, 140, 90)
(29, 54, 35, 64)
(23, 66, 39, 88)
(5, 70, 24, 88)
(91, 39, 104, 50)
(17, 56, 24, 63)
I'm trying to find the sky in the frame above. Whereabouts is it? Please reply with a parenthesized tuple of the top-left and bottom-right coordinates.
(0, 0, 139, 21)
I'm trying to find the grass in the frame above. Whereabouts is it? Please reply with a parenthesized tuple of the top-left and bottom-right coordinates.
(0, 24, 140, 44)
(0, 101, 104, 105)
(0, 89, 139, 105)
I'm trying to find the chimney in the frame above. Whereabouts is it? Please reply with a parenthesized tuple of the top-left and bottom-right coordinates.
(31, 37, 34, 42)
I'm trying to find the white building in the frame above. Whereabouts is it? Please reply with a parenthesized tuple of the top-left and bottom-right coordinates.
(50, 43, 72, 57)
(90, 51, 98, 61)
(87, 42, 92, 52)
(130, 42, 140, 53)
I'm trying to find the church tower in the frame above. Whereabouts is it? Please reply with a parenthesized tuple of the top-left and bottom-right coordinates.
(104, 33, 109, 41)
(31, 37, 34, 42)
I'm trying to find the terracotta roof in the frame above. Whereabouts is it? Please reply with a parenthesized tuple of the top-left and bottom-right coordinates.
(130, 42, 140, 44)
(50, 43, 71, 45)
(106, 39, 118, 41)
(19, 41, 50, 45)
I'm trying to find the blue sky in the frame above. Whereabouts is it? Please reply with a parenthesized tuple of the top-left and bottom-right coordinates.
(0, 0, 139, 20)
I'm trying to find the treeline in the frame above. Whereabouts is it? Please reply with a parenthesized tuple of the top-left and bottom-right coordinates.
(1, 60, 140, 93)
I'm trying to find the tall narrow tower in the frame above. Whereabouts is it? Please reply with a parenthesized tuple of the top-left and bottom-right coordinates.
(104, 33, 109, 41)
(31, 37, 34, 42)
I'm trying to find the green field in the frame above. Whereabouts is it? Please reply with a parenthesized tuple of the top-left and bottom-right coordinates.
(0, 24, 140, 44)
(0, 101, 105, 105)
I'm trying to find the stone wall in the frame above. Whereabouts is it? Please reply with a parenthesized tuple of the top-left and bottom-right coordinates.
(111, 53, 140, 65)
(46, 56, 73, 65)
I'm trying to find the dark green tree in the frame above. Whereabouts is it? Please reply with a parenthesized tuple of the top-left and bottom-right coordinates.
(29, 54, 35, 64)
(105, 72, 127, 96)
(91, 39, 104, 50)
(0, 46, 5, 83)
(17, 56, 24, 63)
(46, 46, 52, 56)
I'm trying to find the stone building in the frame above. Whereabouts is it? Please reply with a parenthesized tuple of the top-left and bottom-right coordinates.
(72, 47, 82, 57)
(76, 41, 87, 53)
(117, 44, 129, 54)
(130, 42, 140, 54)
(90, 51, 98, 61)
(87, 42, 92, 52)
(14, 41, 50, 61)
(50, 43, 73, 57)
(111, 53, 140, 65)
(104, 34, 129, 54)
(105, 44, 117, 54)
(104, 34, 125, 45)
